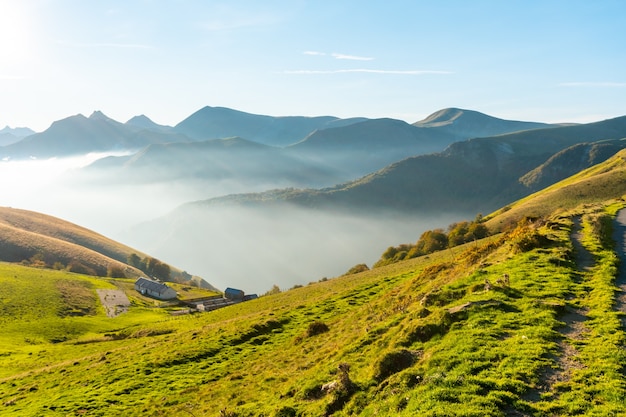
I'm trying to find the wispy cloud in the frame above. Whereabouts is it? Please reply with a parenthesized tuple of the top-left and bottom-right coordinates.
(559, 82, 626, 88)
(284, 69, 453, 75)
(303, 51, 374, 61)
(331, 53, 374, 61)
(202, 11, 283, 31)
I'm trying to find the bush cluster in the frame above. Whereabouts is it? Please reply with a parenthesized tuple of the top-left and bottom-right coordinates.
(375, 216, 489, 267)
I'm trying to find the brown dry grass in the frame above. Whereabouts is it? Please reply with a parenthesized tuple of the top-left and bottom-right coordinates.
(0, 206, 144, 277)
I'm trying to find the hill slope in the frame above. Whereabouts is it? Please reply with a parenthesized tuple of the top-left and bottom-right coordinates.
(1, 183, 624, 415)
(0, 207, 213, 288)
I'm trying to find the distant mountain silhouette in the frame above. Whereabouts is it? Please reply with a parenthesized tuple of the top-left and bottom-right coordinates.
(0, 126, 35, 146)
(84, 136, 343, 188)
(413, 107, 552, 139)
(0, 105, 559, 160)
(0, 111, 187, 159)
(88, 110, 550, 190)
(174, 106, 356, 147)
(125, 114, 173, 132)
(178, 114, 626, 216)
(287, 118, 460, 177)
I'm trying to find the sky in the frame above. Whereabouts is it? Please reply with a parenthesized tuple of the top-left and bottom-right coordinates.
(1, 0, 626, 132)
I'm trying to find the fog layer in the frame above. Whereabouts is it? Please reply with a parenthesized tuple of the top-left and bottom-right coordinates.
(121, 204, 464, 294)
(1, 156, 466, 294)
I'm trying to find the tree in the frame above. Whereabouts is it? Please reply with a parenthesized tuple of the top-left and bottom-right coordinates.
(127, 253, 142, 269)
(414, 229, 448, 255)
(264, 285, 281, 296)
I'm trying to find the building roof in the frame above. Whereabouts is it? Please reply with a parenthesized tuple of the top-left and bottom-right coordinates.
(135, 277, 174, 295)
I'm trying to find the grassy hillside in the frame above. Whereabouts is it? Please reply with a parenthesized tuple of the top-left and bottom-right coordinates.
(3, 149, 626, 415)
(0, 207, 215, 289)
(1, 195, 625, 415)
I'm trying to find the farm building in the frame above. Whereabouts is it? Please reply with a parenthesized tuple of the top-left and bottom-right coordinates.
(134, 277, 177, 300)
(224, 287, 245, 301)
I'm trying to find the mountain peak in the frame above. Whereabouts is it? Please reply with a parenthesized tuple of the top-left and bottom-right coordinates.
(0, 125, 36, 137)
(414, 108, 485, 127)
(414, 107, 551, 138)
(89, 110, 111, 121)
(126, 114, 155, 127)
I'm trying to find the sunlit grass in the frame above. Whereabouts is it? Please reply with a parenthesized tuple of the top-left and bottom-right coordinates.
(1, 199, 626, 415)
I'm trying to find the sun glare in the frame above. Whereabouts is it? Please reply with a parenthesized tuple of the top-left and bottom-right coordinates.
(0, 2, 33, 66)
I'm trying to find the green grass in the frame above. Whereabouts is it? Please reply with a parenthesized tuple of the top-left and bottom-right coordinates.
(1, 200, 626, 416)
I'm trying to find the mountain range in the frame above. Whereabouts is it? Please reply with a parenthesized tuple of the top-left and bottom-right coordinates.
(115, 111, 626, 292)
(4, 104, 626, 292)
(0, 106, 551, 163)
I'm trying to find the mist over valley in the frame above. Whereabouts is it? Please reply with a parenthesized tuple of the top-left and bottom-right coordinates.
(3, 105, 626, 295)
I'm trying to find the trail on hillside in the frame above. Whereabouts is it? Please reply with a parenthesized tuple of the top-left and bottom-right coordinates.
(571, 217, 594, 271)
(612, 209, 626, 328)
(526, 217, 591, 403)
(549, 218, 589, 384)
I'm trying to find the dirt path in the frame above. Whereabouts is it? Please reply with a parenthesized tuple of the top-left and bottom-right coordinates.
(571, 217, 594, 271)
(97, 289, 131, 318)
(523, 217, 591, 404)
(612, 209, 626, 328)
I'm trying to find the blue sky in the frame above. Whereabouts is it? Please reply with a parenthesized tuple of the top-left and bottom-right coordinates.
(1, 0, 625, 131)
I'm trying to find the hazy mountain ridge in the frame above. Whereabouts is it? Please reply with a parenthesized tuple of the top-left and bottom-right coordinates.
(125, 114, 173, 132)
(0, 111, 183, 159)
(118, 113, 626, 292)
(286, 118, 459, 177)
(83, 136, 342, 187)
(519, 138, 626, 191)
(0, 106, 557, 163)
(216, 114, 626, 214)
(173, 105, 346, 147)
(413, 107, 554, 138)
(0, 126, 36, 146)
(69, 107, 558, 203)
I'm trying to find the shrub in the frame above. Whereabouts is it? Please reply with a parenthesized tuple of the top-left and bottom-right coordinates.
(273, 406, 297, 417)
(373, 349, 419, 382)
(306, 321, 329, 337)
(402, 322, 442, 345)
(344, 263, 370, 275)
